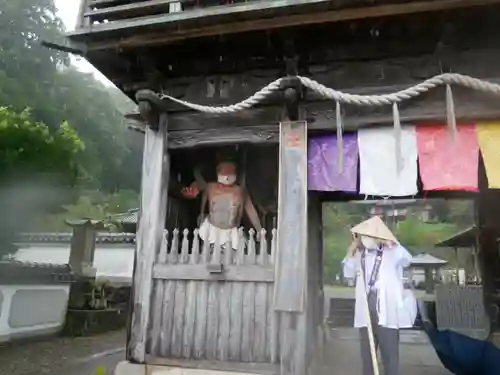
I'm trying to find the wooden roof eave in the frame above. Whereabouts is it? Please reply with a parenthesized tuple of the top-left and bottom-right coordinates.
(67, 0, 500, 51)
(435, 226, 476, 248)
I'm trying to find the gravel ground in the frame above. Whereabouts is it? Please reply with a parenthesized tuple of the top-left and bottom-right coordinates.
(322, 328, 452, 375)
(0, 327, 450, 375)
(0, 330, 126, 375)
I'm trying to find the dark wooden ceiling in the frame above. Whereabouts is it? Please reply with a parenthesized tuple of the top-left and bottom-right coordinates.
(65, 1, 500, 101)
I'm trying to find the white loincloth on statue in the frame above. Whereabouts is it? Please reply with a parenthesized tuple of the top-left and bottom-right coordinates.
(199, 217, 240, 250)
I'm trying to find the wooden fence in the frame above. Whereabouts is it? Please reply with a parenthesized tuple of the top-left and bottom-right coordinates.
(147, 228, 279, 363)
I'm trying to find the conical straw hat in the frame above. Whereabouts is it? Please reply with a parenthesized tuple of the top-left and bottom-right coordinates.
(351, 216, 397, 242)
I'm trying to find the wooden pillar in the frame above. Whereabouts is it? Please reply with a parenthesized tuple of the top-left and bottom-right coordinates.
(476, 191, 500, 322)
(275, 120, 308, 313)
(472, 245, 481, 282)
(128, 112, 170, 363)
(67, 219, 100, 276)
(275, 119, 308, 375)
(423, 267, 434, 294)
(306, 195, 325, 372)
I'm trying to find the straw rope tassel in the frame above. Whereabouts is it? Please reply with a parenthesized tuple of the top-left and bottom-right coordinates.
(336, 100, 344, 172)
(359, 265, 380, 375)
(446, 84, 458, 142)
(392, 102, 403, 173)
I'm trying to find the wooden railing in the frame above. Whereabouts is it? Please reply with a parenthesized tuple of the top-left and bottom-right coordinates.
(76, 0, 265, 29)
(156, 227, 276, 265)
(147, 227, 279, 362)
(435, 284, 491, 340)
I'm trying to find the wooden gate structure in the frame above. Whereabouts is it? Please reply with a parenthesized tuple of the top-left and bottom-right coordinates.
(58, 1, 500, 375)
(147, 228, 278, 365)
(123, 115, 324, 375)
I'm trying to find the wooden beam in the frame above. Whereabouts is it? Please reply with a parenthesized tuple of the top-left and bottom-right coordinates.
(145, 356, 279, 375)
(69, 0, 343, 36)
(127, 114, 170, 363)
(114, 46, 500, 105)
(274, 121, 308, 312)
(152, 264, 275, 282)
(69, 0, 500, 50)
(123, 78, 500, 142)
(128, 105, 500, 149)
(40, 40, 87, 55)
(89, 0, 142, 5)
(84, 0, 181, 21)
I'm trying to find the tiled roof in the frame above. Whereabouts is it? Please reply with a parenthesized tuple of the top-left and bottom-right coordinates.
(435, 226, 476, 248)
(109, 209, 138, 224)
(16, 232, 136, 244)
(411, 253, 447, 266)
(0, 260, 75, 284)
(0, 260, 72, 269)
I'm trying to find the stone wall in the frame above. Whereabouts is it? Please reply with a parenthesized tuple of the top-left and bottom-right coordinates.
(0, 261, 74, 342)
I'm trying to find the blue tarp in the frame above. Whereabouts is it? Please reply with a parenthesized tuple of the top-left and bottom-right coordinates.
(424, 327, 500, 375)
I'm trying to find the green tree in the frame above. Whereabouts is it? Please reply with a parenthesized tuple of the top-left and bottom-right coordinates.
(322, 203, 364, 283)
(31, 190, 140, 232)
(0, 0, 142, 192)
(0, 0, 67, 121)
(0, 107, 84, 182)
(0, 107, 84, 256)
(393, 215, 457, 250)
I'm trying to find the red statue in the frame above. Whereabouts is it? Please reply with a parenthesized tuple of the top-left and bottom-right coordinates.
(182, 161, 262, 249)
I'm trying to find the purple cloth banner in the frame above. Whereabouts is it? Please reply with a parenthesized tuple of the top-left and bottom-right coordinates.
(308, 133, 359, 192)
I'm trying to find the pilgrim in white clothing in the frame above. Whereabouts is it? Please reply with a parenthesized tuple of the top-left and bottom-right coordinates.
(343, 243, 416, 329)
(342, 216, 417, 375)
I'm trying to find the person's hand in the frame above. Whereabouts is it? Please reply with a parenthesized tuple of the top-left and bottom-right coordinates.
(385, 240, 396, 249)
(347, 236, 360, 257)
(181, 184, 200, 199)
(197, 214, 205, 227)
(255, 229, 262, 242)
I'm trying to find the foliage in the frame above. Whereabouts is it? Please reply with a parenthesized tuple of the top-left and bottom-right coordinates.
(393, 216, 457, 249)
(0, 0, 143, 252)
(0, 107, 85, 256)
(31, 190, 139, 232)
(322, 203, 362, 282)
(429, 199, 474, 226)
(0, 107, 84, 183)
(0, 0, 142, 192)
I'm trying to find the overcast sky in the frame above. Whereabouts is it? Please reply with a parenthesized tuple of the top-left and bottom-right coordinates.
(54, 0, 110, 83)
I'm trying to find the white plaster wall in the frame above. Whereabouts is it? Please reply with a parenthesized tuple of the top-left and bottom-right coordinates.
(0, 284, 70, 342)
(14, 244, 135, 282)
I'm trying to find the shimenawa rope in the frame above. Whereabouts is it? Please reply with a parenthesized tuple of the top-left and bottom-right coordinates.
(158, 72, 497, 174)
(159, 73, 500, 114)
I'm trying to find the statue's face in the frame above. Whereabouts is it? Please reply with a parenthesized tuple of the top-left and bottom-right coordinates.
(217, 162, 237, 186)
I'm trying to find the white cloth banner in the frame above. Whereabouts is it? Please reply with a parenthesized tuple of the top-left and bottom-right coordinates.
(358, 126, 418, 196)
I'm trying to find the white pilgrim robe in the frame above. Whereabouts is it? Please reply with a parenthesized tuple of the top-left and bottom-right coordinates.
(342, 244, 417, 329)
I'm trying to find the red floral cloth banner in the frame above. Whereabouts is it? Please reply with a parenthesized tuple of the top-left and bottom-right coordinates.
(416, 124, 479, 191)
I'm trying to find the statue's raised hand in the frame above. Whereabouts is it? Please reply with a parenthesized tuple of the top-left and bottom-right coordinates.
(181, 183, 200, 199)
